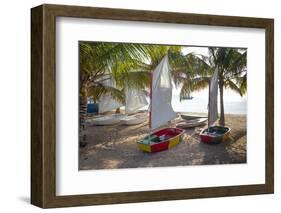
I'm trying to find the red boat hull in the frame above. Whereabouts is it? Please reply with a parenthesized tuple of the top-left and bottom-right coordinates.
(199, 126, 231, 144)
(138, 128, 184, 153)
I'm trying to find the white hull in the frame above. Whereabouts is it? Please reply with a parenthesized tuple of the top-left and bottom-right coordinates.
(181, 114, 207, 120)
(176, 118, 207, 128)
(91, 114, 125, 126)
(120, 115, 147, 125)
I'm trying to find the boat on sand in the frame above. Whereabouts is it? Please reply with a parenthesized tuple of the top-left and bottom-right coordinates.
(181, 114, 207, 120)
(176, 117, 207, 128)
(91, 114, 125, 126)
(200, 126, 231, 144)
(199, 68, 231, 144)
(137, 128, 184, 153)
(137, 55, 184, 153)
(120, 114, 147, 125)
(90, 77, 148, 126)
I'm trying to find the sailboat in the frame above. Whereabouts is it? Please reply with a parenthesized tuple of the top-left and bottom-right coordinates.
(199, 68, 231, 144)
(176, 117, 207, 129)
(178, 113, 208, 128)
(120, 86, 148, 125)
(91, 78, 125, 125)
(180, 114, 207, 120)
(200, 126, 230, 144)
(137, 55, 184, 153)
(92, 78, 148, 126)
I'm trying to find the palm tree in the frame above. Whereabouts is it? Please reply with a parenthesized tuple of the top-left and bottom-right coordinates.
(173, 47, 247, 126)
(79, 41, 152, 122)
(106, 45, 184, 113)
(79, 41, 150, 102)
(79, 42, 185, 132)
(87, 44, 183, 103)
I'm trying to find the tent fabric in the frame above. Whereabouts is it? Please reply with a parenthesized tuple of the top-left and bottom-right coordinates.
(208, 68, 219, 126)
(125, 87, 148, 114)
(98, 78, 123, 113)
(150, 55, 176, 130)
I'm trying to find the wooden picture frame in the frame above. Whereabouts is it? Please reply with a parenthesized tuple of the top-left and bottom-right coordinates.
(31, 4, 274, 208)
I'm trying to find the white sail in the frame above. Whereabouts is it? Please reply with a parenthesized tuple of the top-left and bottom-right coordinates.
(150, 55, 176, 129)
(98, 78, 123, 113)
(125, 87, 148, 114)
(208, 68, 219, 126)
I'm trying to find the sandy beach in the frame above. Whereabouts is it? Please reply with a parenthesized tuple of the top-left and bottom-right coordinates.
(79, 112, 246, 170)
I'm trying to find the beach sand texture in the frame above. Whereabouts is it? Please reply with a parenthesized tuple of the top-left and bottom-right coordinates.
(79, 113, 246, 170)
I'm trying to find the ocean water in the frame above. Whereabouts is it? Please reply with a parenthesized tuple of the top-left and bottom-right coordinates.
(171, 87, 247, 115)
(127, 86, 247, 115)
(172, 96, 247, 115)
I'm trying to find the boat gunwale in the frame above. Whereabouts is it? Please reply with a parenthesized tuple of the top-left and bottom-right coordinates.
(137, 127, 184, 145)
(199, 126, 231, 139)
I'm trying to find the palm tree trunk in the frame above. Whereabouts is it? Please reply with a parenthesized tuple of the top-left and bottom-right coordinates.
(79, 88, 88, 148)
(80, 94, 87, 131)
(219, 81, 225, 126)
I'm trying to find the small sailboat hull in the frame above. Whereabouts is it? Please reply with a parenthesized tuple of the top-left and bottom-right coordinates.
(181, 114, 208, 120)
(120, 114, 147, 125)
(91, 114, 125, 126)
(199, 126, 231, 144)
(137, 128, 184, 153)
(176, 118, 207, 128)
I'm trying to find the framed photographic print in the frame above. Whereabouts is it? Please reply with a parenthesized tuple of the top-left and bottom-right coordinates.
(31, 4, 274, 208)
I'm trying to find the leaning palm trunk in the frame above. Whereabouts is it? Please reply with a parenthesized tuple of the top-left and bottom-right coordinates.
(219, 81, 225, 126)
(79, 95, 87, 132)
(79, 94, 88, 147)
(79, 85, 88, 132)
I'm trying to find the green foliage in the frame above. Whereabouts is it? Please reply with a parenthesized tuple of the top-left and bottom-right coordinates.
(80, 42, 247, 115)
(79, 42, 184, 102)
(174, 47, 247, 100)
(79, 42, 151, 101)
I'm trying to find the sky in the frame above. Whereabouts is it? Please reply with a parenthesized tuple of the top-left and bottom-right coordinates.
(182, 46, 209, 56)
(178, 46, 247, 102)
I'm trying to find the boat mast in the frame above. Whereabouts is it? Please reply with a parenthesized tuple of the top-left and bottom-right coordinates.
(208, 79, 211, 128)
(149, 71, 153, 129)
(208, 67, 219, 127)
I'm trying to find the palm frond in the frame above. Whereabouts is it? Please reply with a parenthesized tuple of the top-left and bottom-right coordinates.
(179, 77, 210, 101)
(237, 73, 247, 95)
(224, 79, 243, 96)
(88, 84, 125, 104)
(115, 70, 150, 90)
